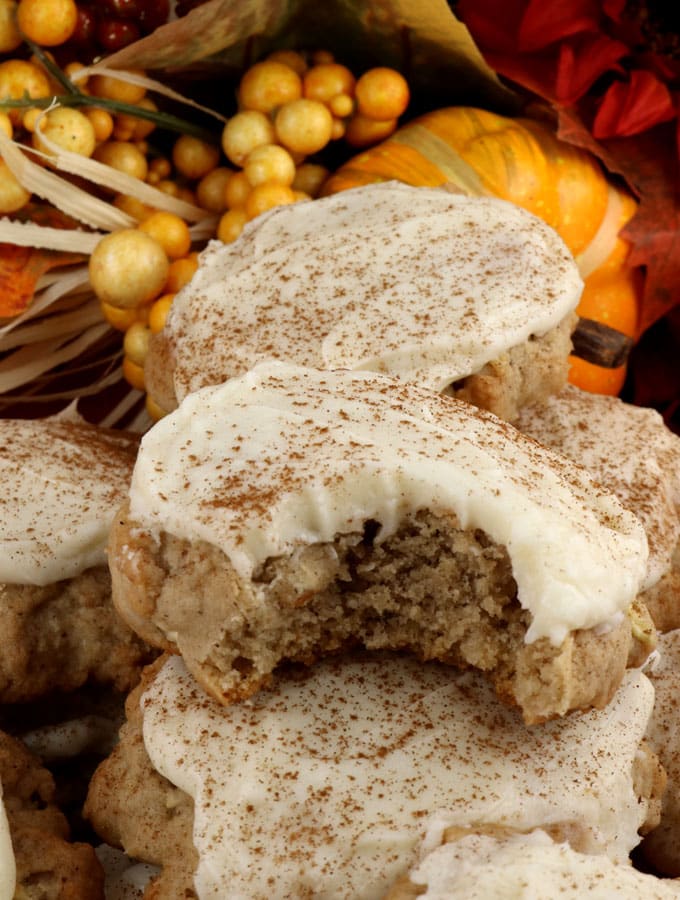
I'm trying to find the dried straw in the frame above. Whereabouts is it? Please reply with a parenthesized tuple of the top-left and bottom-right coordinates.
(0, 67, 219, 429)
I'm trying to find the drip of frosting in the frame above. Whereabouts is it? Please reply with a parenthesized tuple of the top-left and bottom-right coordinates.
(517, 385, 680, 591)
(408, 830, 680, 899)
(141, 655, 655, 899)
(0, 418, 137, 586)
(0, 782, 15, 900)
(129, 362, 648, 645)
(165, 181, 583, 401)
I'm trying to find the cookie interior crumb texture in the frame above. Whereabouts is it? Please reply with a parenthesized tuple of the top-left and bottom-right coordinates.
(110, 504, 638, 725)
(111, 362, 649, 723)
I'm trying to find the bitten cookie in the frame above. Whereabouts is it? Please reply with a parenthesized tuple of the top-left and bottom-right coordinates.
(517, 385, 680, 633)
(109, 362, 649, 724)
(0, 728, 105, 898)
(145, 181, 582, 422)
(0, 414, 153, 702)
(85, 652, 662, 899)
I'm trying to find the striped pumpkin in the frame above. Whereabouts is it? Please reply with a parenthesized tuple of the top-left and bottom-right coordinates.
(322, 106, 640, 396)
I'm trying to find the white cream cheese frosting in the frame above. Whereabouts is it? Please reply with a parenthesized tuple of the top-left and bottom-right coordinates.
(0, 417, 137, 585)
(406, 830, 680, 899)
(141, 654, 655, 899)
(129, 362, 648, 645)
(164, 181, 583, 402)
(0, 782, 15, 900)
(517, 385, 680, 591)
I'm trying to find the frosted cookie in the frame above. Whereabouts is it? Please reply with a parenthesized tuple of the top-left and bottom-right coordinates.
(110, 362, 649, 724)
(85, 653, 662, 899)
(517, 385, 680, 632)
(145, 181, 582, 421)
(85, 660, 198, 900)
(0, 414, 153, 702)
(0, 728, 104, 898)
(385, 829, 680, 899)
(640, 629, 680, 876)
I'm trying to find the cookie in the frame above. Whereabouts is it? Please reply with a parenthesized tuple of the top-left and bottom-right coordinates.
(0, 414, 153, 702)
(85, 652, 662, 898)
(85, 660, 198, 900)
(0, 728, 104, 898)
(517, 385, 680, 632)
(109, 362, 649, 723)
(0, 682, 129, 850)
(385, 828, 680, 899)
(145, 181, 582, 421)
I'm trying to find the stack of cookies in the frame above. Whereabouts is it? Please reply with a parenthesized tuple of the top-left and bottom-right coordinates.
(0, 413, 154, 895)
(3, 182, 680, 898)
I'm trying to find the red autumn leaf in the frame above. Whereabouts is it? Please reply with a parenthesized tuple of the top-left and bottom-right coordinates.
(592, 69, 676, 138)
(469, 47, 558, 104)
(458, 6, 629, 104)
(558, 108, 680, 335)
(455, 0, 528, 54)
(635, 51, 680, 83)
(0, 244, 84, 317)
(518, 0, 600, 52)
(458, 0, 680, 381)
(602, 0, 626, 20)
(613, 133, 680, 334)
(456, 0, 601, 56)
(554, 33, 627, 103)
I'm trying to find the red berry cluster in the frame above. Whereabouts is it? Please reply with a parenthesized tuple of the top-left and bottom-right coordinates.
(62, 0, 170, 60)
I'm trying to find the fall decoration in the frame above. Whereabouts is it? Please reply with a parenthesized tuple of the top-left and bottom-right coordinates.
(452, 0, 680, 424)
(0, 12, 424, 418)
(0, 0, 678, 426)
(0, 46, 223, 424)
(212, 49, 412, 246)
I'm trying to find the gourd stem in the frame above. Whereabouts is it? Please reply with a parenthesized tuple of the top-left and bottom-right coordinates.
(571, 318, 633, 368)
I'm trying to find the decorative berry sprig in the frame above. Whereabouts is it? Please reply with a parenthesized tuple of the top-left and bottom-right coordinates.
(0, 17, 413, 418)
